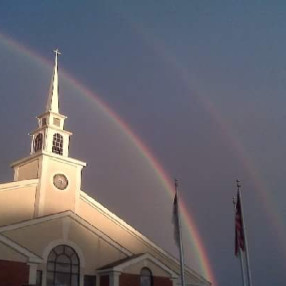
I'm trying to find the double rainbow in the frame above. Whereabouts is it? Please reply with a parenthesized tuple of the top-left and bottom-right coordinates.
(0, 32, 216, 285)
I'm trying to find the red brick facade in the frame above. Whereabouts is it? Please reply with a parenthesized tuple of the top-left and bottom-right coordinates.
(0, 260, 29, 286)
(120, 273, 140, 286)
(100, 274, 110, 286)
(119, 273, 173, 286)
(153, 276, 173, 286)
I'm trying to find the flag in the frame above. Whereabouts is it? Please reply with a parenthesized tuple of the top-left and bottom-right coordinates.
(172, 180, 186, 286)
(235, 191, 245, 256)
(172, 188, 180, 247)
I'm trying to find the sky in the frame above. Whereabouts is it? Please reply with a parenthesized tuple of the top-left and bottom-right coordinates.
(0, 1, 285, 285)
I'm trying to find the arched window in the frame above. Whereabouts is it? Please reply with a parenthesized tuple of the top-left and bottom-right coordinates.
(140, 267, 153, 286)
(34, 133, 43, 152)
(52, 133, 63, 155)
(47, 245, 80, 286)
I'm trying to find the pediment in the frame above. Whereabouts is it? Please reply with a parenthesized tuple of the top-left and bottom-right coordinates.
(0, 234, 42, 263)
(99, 253, 178, 278)
(0, 210, 210, 285)
(0, 211, 131, 272)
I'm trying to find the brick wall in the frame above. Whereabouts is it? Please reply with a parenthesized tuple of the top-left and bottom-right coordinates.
(100, 275, 109, 286)
(153, 276, 173, 286)
(119, 273, 172, 286)
(120, 273, 140, 286)
(0, 260, 29, 286)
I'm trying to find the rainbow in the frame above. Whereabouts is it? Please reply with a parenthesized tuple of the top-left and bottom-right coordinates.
(0, 32, 216, 284)
(146, 32, 286, 264)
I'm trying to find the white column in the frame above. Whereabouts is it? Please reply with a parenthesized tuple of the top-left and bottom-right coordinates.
(79, 269, 84, 286)
(171, 277, 178, 286)
(109, 271, 121, 286)
(28, 263, 38, 285)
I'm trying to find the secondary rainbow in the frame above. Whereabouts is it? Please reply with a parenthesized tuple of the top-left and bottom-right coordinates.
(0, 32, 217, 285)
(144, 32, 286, 262)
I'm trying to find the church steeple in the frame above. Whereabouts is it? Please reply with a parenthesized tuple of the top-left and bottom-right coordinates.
(46, 49, 61, 113)
(11, 50, 86, 217)
(29, 50, 71, 157)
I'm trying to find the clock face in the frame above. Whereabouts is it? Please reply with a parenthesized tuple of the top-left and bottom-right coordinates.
(53, 174, 68, 190)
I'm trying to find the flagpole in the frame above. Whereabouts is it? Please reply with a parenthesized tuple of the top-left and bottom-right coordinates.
(233, 194, 247, 286)
(175, 179, 186, 286)
(236, 180, 253, 286)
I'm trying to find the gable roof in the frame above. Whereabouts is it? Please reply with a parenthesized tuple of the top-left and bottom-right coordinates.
(97, 253, 178, 278)
(98, 254, 143, 270)
(80, 191, 210, 285)
(0, 210, 132, 257)
(0, 179, 38, 192)
(0, 198, 210, 286)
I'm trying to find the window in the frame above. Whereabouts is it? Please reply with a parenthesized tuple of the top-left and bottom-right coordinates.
(47, 245, 80, 286)
(34, 133, 43, 152)
(52, 133, 63, 155)
(42, 118, 47, 126)
(140, 268, 153, 286)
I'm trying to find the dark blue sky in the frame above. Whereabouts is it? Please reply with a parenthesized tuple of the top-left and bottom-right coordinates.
(0, 1, 286, 285)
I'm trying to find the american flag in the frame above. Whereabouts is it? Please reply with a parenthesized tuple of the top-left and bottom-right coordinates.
(172, 180, 180, 248)
(235, 191, 245, 256)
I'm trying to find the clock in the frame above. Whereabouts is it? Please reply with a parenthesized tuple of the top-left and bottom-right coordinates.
(53, 174, 68, 190)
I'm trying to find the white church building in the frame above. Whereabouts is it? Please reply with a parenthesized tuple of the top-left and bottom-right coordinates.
(0, 51, 211, 286)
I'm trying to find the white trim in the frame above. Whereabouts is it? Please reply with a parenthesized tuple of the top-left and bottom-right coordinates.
(42, 240, 84, 286)
(11, 150, 86, 168)
(80, 192, 209, 283)
(0, 179, 38, 192)
(116, 253, 177, 278)
(42, 239, 85, 267)
(0, 234, 42, 263)
(97, 253, 178, 279)
(38, 111, 67, 120)
(28, 263, 38, 284)
(0, 193, 208, 285)
(110, 271, 120, 286)
(0, 211, 68, 231)
(81, 194, 181, 265)
(0, 210, 131, 256)
(80, 192, 169, 253)
(29, 125, 72, 137)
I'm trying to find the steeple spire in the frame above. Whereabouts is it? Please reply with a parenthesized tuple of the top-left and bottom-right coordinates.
(29, 49, 72, 157)
(46, 49, 61, 113)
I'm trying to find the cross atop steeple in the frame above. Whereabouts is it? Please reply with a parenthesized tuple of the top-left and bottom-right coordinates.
(54, 48, 61, 56)
(29, 49, 72, 157)
(11, 50, 86, 217)
(46, 49, 61, 113)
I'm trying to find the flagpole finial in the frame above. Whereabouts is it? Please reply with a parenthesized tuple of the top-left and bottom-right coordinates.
(236, 179, 241, 190)
(174, 178, 179, 191)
